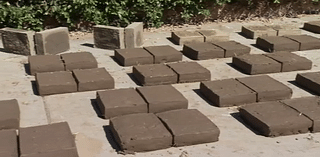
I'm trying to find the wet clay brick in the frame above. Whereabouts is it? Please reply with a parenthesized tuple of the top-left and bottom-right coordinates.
(268, 25, 301, 36)
(19, 122, 79, 157)
(256, 36, 300, 52)
(296, 72, 320, 95)
(182, 42, 224, 60)
(61, 52, 98, 71)
(241, 25, 277, 39)
(171, 31, 204, 45)
(28, 55, 65, 75)
(197, 29, 229, 42)
(0, 99, 20, 130)
(96, 88, 147, 119)
(240, 101, 312, 137)
(236, 75, 292, 102)
(110, 113, 172, 152)
(157, 109, 220, 147)
(167, 62, 211, 83)
(264, 52, 312, 72)
(93, 25, 125, 49)
(137, 85, 188, 113)
(0, 130, 18, 157)
(73, 68, 114, 92)
(284, 35, 320, 51)
(114, 48, 153, 66)
(281, 97, 320, 133)
(212, 41, 251, 57)
(200, 79, 256, 107)
(36, 71, 77, 96)
(232, 54, 281, 75)
(144, 45, 182, 64)
(303, 21, 320, 33)
(35, 27, 70, 55)
(132, 64, 177, 86)
(125, 22, 143, 48)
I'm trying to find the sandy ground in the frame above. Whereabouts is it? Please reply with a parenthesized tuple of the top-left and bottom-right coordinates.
(1, 15, 320, 157)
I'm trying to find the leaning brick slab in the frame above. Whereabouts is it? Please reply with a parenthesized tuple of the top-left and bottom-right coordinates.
(197, 29, 229, 42)
(0, 27, 36, 56)
(171, 30, 204, 45)
(256, 36, 299, 52)
(268, 25, 301, 36)
(94, 25, 125, 49)
(296, 72, 320, 95)
(284, 35, 320, 51)
(241, 25, 277, 39)
(0, 130, 18, 157)
(303, 21, 320, 33)
(35, 27, 70, 55)
(28, 55, 65, 75)
(125, 22, 143, 48)
(0, 99, 20, 130)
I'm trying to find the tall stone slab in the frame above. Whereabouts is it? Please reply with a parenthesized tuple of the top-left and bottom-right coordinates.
(93, 25, 125, 49)
(125, 22, 144, 48)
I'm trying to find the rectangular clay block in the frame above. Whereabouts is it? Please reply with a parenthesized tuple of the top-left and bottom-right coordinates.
(35, 27, 70, 55)
(114, 48, 154, 66)
(303, 21, 320, 33)
(0, 130, 18, 157)
(256, 36, 300, 52)
(236, 75, 292, 102)
(110, 113, 172, 152)
(157, 109, 220, 146)
(232, 54, 281, 75)
(268, 25, 301, 36)
(0, 99, 20, 130)
(171, 31, 204, 45)
(94, 25, 125, 49)
(167, 62, 211, 83)
(212, 41, 251, 58)
(125, 22, 143, 48)
(241, 25, 277, 39)
(284, 35, 320, 51)
(239, 101, 312, 137)
(60, 52, 98, 71)
(200, 79, 256, 107)
(28, 55, 65, 75)
(136, 85, 188, 113)
(132, 64, 178, 86)
(36, 71, 77, 96)
(182, 42, 224, 60)
(197, 29, 229, 42)
(0, 27, 35, 56)
(73, 68, 114, 92)
(19, 122, 79, 157)
(144, 45, 182, 64)
(96, 88, 148, 119)
(296, 72, 320, 95)
(264, 52, 312, 72)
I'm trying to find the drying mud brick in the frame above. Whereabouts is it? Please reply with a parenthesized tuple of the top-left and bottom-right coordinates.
(171, 31, 204, 45)
(241, 25, 277, 39)
(28, 55, 65, 75)
(197, 29, 229, 42)
(19, 122, 79, 157)
(0, 99, 20, 130)
(110, 113, 172, 152)
(73, 68, 114, 92)
(93, 25, 125, 49)
(0, 130, 18, 157)
(236, 75, 292, 102)
(284, 35, 320, 51)
(200, 79, 256, 107)
(144, 45, 182, 64)
(239, 101, 312, 137)
(157, 109, 220, 147)
(0, 27, 35, 56)
(167, 62, 211, 83)
(212, 41, 251, 57)
(125, 22, 143, 48)
(264, 52, 312, 72)
(303, 21, 320, 33)
(96, 88, 147, 119)
(136, 85, 188, 113)
(232, 54, 281, 75)
(256, 36, 300, 52)
(61, 52, 98, 71)
(132, 64, 177, 86)
(36, 71, 77, 96)
(182, 42, 224, 60)
(268, 25, 301, 36)
(114, 48, 153, 66)
(281, 97, 320, 132)
(35, 27, 70, 55)
(296, 72, 320, 95)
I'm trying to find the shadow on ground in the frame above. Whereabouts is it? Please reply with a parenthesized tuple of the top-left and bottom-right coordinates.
(192, 89, 217, 107)
(288, 80, 317, 96)
(90, 99, 104, 119)
(81, 43, 94, 48)
(103, 125, 121, 152)
(230, 112, 261, 136)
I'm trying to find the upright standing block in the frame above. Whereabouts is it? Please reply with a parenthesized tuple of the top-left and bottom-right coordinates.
(125, 22, 143, 48)
(284, 35, 320, 51)
(19, 122, 79, 157)
(96, 88, 148, 119)
(114, 48, 153, 66)
(137, 85, 188, 113)
(0, 99, 20, 130)
(35, 27, 70, 55)
(0, 27, 35, 56)
(94, 25, 125, 49)
(268, 25, 301, 36)
(28, 55, 65, 75)
(167, 62, 211, 83)
(303, 21, 320, 33)
(256, 36, 300, 52)
(296, 72, 320, 95)
(197, 29, 229, 42)
(171, 31, 204, 45)
(212, 41, 251, 57)
(144, 45, 182, 64)
(157, 109, 220, 147)
(110, 113, 172, 152)
(60, 52, 98, 71)
(0, 130, 18, 157)
(241, 25, 277, 39)
(182, 42, 224, 60)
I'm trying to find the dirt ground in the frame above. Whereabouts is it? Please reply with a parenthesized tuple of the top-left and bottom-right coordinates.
(1, 15, 320, 157)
